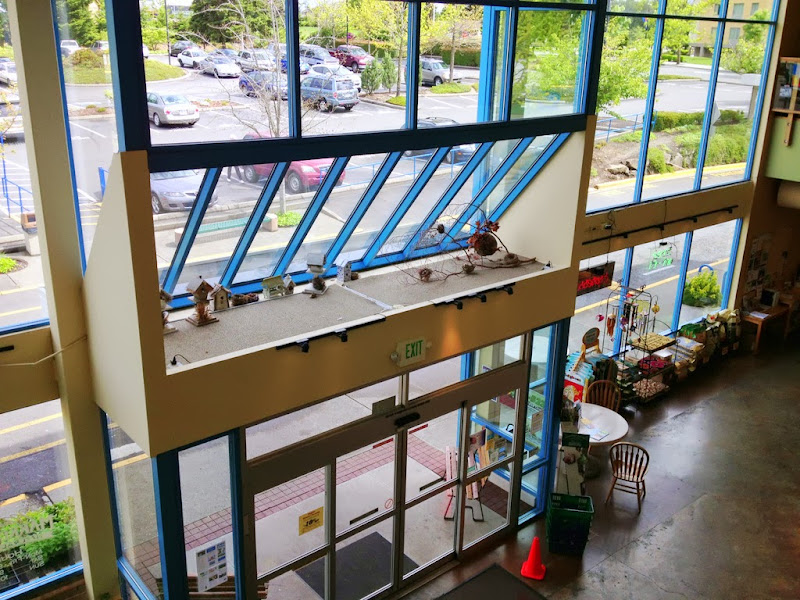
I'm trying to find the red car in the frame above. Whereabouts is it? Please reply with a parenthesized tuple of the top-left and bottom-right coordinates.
(241, 132, 345, 194)
(329, 45, 374, 73)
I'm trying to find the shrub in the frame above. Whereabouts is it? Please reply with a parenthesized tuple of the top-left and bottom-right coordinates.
(683, 270, 722, 307)
(0, 254, 16, 273)
(387, 95, 406, 106)
(66, 48, 103, 69)
(379, 55, 397, 90)
(430, 82, 471, 94)
(646, 147, 673, 174)
(652, 111, 704, 132)
(361, 61, 382, 95)
(277, 211, 302, 227)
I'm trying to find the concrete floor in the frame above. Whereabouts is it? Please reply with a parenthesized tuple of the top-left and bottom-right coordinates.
(403, 345, 800, 599)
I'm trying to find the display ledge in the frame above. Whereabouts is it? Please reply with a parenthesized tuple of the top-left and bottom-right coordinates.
(163, 253, 546, 368)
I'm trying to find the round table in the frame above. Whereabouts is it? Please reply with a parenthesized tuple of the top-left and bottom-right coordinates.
(579, 402, 629, 446)
(578, 402, 629, 478)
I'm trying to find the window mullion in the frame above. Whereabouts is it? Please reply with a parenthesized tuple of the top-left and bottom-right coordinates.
(693, 0, 730, 190)
(632, 1, 668, 204)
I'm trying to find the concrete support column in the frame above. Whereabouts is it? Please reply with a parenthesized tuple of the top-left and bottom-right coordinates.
(7, 1, 119, 598)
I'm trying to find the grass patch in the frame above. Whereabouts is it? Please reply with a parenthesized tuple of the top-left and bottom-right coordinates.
(277, 211, 302, 227)
(681, 56, 713, 66)
(658, 74, 701, 81)
(430, 82, 472, 94)
(611, 130, 643, 143)
(387, 95, 406, 106)
(63, 59, 184, 84)
(0, 254, 16, 274)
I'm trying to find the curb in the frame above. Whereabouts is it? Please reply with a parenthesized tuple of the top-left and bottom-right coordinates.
(64, 70, 191, 88)
(593, 162, 746, 190)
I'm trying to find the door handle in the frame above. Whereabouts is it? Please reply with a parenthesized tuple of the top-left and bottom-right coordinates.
(394, 412, 420, 428)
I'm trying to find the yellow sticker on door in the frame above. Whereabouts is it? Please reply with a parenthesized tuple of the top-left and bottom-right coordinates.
(298, 507, 324, 535)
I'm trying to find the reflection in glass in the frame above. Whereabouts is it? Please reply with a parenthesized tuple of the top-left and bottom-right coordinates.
(512, 10, 587, 119)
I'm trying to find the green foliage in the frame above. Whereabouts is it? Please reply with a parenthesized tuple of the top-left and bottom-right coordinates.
(55, 0, 106, 46)
(277, 211, 302, 227)
(0, 500, 79, 568)
(65, 48, 103, 69)
(360, 61, 382, 95)
(379, 55, 397, 91)
(190, 0, 278, 46)
(430, 82, 471, 94)
(386, 95, 406, 106)
(0, 254, 16, 274)
(646, 147, 673, 174)
(683, 270, 722, 307)
(721, 39, 765, 74)
(611, 130, 643, 143)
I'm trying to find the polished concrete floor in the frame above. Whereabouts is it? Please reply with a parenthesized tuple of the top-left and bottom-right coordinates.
(403, 345, 800, 599)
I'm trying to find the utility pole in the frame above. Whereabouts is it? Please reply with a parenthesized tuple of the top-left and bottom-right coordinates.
(164, 0, 171, 64)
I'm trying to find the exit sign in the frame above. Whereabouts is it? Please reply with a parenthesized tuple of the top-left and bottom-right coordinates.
(395, 337, 427, 367)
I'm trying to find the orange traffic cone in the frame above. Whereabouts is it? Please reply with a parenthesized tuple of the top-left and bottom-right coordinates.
(521, 535, 546, 580)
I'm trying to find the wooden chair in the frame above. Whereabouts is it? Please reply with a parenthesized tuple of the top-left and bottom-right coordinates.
(585, 379, 622, 413)
(605, 442, 650, 514)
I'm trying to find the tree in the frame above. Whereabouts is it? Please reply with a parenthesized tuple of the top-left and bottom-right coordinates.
(428, 4, 482, 83)
(662, 0, 712, 64)
(55, 0, 105, 46)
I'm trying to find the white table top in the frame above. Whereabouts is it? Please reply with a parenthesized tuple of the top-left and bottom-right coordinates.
(578, 402, 629, 445)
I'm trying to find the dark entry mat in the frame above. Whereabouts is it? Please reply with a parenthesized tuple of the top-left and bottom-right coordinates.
(297, 531, 418, 600)
(436, 564, 547, 600)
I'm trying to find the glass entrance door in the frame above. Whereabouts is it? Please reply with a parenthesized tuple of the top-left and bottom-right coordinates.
(242, 345, 531, 599)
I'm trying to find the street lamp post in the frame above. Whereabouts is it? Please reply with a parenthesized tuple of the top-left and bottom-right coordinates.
(164, 0, 171, 65)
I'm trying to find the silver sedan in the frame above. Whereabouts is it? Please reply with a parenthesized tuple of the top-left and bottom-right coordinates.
(146, 92, 199, 127)
(199, 56, 242, 78)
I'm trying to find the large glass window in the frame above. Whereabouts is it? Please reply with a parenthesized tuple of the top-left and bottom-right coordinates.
(0, 402, 81, 595)
(589, 1, 778, 213)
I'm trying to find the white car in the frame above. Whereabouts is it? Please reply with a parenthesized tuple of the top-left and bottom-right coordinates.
(307, 63, 362, 92)
(60, 40, 79, 56)
(142, 44, 150, 59)
(199, 56, 241, 78)
(0, 62, 17, 87)
(178, 48, 208, 69)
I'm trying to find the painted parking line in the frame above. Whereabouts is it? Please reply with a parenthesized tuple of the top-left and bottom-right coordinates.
(0, 413, 61, 437)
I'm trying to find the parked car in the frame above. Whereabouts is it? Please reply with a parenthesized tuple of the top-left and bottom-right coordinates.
(300, 75, 358, 112)
(300, 44, 340, 67)
(404, 117, 476, 163)
(236, 49, 275, 72)
(241, 131, 345, 194)
(199, 56, 241, 78)
(328, 45, 374, 72)
(142, 44, 150, 59)
(210, 48, 238, 60)
(0, 63, 17, 87)
(239, 71, 288, 99)
(150, 169, 218, 214)
(308, 63, 361, 93)
(279, 54, 310, 74)
(178, 48, 208, 69)
(60, 40, 80, 56)
(420, 57, 460, 86)
(146, 92, 199, 127)
(170, 40, 197, 57)
(90, 40, 109, 53)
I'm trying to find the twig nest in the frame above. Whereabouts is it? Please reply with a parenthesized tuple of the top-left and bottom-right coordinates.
(472, 232, 498, 256)
(418, 267, 433, 282)
(501, 253, 521, 267)
(462, 263, 475, 275)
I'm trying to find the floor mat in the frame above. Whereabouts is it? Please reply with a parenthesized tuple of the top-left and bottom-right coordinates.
(296, 531, 418, 600)
(436, 564, 547, 600)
